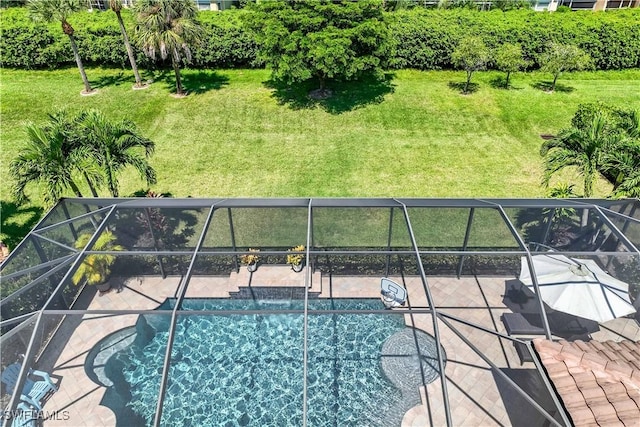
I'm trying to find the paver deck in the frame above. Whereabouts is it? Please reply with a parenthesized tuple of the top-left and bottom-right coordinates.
(27, 268, 640, 426)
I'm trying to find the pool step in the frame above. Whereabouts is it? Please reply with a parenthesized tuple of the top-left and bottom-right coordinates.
(228, 265, 322, 295)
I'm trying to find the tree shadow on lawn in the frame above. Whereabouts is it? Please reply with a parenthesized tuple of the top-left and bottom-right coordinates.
(90, 70, 133, 89)
(447, 81, 480, 94)
(90, 68, 156, 89)
(488, 76, 524, 90)
(531, 81, 575, 93)
(157, 69, 230, 95)
(265, 73, 395, 114)
(0, 200, 44, 249)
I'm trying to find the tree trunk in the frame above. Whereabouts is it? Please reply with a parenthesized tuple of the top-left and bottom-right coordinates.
(115, 10, 143, 88)
(505, 71, 511, 88)
(68, 180, 84, 198)
(66, 33, 92, 94)
(319, 75, 326, 91)
(551, 73, 559, 92)
(106, 156, 118, 197)
(102, 145, 118, 197)
(172, 57, 184, 95)
(612, 171, 625, 190)
(583, 168, 594, 198)
(464, 71, 472, 93)
(581, 166, 594, 227)
(108, 176, 118, 197)
(83, 172, 99, 197)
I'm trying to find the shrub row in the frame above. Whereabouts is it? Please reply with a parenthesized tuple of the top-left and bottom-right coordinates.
(1, 7, 639, 71)
(0, 7, 261, 69)
(389, 9, 640, 70)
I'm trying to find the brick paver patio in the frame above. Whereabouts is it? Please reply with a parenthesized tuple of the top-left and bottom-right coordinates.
(31, 267, 640, 426)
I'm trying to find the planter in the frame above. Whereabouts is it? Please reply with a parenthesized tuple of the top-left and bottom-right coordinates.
(96, 281, 112, 294)
(291, 263, 304, 273)
(247, 262, 258, 273)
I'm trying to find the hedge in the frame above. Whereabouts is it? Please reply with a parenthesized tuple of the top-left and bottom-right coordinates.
(0, 7, 260, 69)
(1, 6, 639, 71)
(387, 9, 640, 70)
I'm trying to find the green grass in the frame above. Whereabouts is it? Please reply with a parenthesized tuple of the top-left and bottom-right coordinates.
(2, 66, 639, 245)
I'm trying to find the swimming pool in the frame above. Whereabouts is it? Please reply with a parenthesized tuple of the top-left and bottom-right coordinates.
(102, 299, 434, 426)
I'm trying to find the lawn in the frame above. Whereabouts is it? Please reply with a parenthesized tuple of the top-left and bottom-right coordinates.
(1, 66, 639, 245)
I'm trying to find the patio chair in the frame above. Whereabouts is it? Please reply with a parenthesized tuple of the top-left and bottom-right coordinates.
(20, 378, 58, 411)
(2, 363, 32, 395)
(1, 363, 58, 411)
(10, 403, 38, 427)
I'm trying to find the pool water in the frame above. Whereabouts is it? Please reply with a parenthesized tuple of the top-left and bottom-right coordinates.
(105, 299, 408, 426)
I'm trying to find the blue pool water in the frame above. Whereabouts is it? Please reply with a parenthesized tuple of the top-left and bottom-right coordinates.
(104, 299, 408, 426)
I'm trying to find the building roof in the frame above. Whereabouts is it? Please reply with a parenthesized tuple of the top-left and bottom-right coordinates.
(534, 338, 640, 426)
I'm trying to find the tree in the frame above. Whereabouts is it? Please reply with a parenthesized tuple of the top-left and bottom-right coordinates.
(451, 36, 490, 94)
(494, 43, 528, 88)
(603, 111, 640, 198)
(540, 113, 618, 198)
(72, 231, 123, 288)
(80, 110, 157, 197)
(134, 0, 204, 96)
(245, 0, 392, 96)
(28, 0, 94, 94)
(11, 109, 157, 204)
(566, 103, 639, 197)
(10, 120, 98, 205)
(45, 110, 103, 197)
(545, 183, 579, 234)
(605, 140, 640, 198)
(538, 42, 592, 92)
(109, 0, 144, 88)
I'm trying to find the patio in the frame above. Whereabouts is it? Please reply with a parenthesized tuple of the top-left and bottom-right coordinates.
(27, 268, 639, 426)
(1, 197, 638, 427)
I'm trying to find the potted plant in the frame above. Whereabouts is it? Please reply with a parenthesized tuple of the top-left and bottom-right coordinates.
(240, 248, 260, 272)
(287, 245, 305, 273)
(72, 231, 124, 294)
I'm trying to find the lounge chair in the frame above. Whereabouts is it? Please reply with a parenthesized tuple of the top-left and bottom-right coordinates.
(381, 278, 407, 308)
(501, 313, 546, 335)
(501, 312, 590, 337)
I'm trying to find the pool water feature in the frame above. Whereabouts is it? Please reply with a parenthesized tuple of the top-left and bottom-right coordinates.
(101, 299, 421, 426)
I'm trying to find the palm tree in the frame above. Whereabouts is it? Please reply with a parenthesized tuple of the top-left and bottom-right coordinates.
(72, 230, 124, 290)
(605, 140, 640, 198)
(10, 122, 97, 206)
(607, 111, 640, 197)
(134, 0, 204, 96)
(80, 110, 157, 197)
(28, 0, 94, 94)
(541, 113, 618, 198)
(46, 110, 103, 196)
(109, 0, 144, 88)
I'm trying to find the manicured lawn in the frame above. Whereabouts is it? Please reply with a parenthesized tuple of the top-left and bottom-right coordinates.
(1, 67, 639, 245)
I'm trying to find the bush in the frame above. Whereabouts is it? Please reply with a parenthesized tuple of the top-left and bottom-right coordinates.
(387, 8, 640, 70)
(1, 7, 639, 71)
(0, 7, 133, 68)
(194, 11, 262, 68)
(0, 8, 260, 69)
